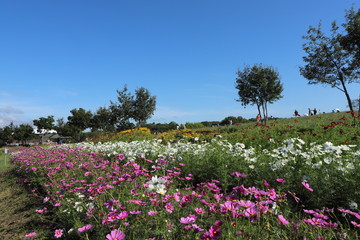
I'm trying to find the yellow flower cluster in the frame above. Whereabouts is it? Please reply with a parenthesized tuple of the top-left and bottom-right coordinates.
(118, 127, 151, 135)
(159, 129, 202, 142)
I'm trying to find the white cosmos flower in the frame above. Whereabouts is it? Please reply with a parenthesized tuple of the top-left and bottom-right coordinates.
(349, 202, 358, 210)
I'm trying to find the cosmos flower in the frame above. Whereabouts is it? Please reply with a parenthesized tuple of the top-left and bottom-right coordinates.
(278, 215, 290, 225)
(54, 229, 63, 238)
(106, 229, 126, 240)
(301, 181, 314, 191)
(78, 224, 92, 233)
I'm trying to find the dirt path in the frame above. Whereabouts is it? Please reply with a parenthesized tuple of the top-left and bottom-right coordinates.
(0, 169, 49, 239)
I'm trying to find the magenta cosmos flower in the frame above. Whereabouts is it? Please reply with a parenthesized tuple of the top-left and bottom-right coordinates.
(148, 210, 158, 216)
(25, 232, 37, 237)
(78, 224, 92, 233)
(301, 181, 314, 191)
(180, 215, 197, 224)
(54, 229, 63, 238)
(106, 229, 126, 240)
(276, 178, 286, 183)
(278, 215, 290, 225)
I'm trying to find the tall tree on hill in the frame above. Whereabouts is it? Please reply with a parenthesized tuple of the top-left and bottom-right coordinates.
(13, 124, 34, 145)
(132, 87, 157, 127)
(235, 64, 283, 124)
(110, 85, 135, 130)
(111, 85, 157, 129)
(341, 7, 360, 69)
(300, 7, 360, 114)
(90, 106, 116, 132)
(33, 115, 55, 133)
(67, 108, 93, 141)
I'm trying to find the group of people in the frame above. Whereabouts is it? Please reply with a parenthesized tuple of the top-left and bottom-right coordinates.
(294, 108, 318, 117)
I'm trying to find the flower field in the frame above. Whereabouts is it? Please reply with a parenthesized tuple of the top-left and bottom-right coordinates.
(8, 113, 360, 239)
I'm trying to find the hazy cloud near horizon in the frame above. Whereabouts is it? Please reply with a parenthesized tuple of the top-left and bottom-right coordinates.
(0, 106, 25, 127)
(0, 106, 24, 114)
(0, 114, 22, 127)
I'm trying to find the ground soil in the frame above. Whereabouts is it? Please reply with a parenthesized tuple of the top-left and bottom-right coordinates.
(0, 169, 49, 239)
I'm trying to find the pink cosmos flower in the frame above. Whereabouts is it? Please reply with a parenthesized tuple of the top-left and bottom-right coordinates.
(230, 172, 247, 178)
(117, 211, 129, 219)
(54, 229, 63, 238)
(148, 210, 158, 216)
(239, 200, 255, 208)
(195, 207, 205, 215)
(276, 178, 286, 183)
(263, 179, 271, 187)
(25, 232, 37, 237)
(244, 207, 258, 218)
(106, 229, 126, 240)
(268, 188, 277, 200)
(78, 224, 92, 233)
(288, 191, 300, 202)
(351, 221, 360, 227)
(165, 203, 174, 213)
(209, 225, 221, 238)
(214, 220, 223, 227)
(182, 195, 193, 202)
(200, 232, 212, 240)
(192, 224, 205, 232)
(118, 154, 125, 161)
(301, 181, 314, 191)
(35, 207, 47, 213)
(180, 215, 197, 224)
(303, 218, 327, 227)
(130, 210, 142, 215)
(278, 215, 290, 225)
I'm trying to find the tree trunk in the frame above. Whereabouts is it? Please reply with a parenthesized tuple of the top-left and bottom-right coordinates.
(264, 101, 268, 125)
(339, 75, 354, 117)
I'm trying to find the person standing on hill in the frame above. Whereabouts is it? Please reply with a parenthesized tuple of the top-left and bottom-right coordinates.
(256, 114, 261, 122)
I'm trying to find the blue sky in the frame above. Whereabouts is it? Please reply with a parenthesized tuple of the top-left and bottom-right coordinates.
(0, 0, 359, 127)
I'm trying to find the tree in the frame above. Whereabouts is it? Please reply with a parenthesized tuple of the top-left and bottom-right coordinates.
(110, 85, 135, 130)
(132, 87, 157, 127)
(349, 96, 360, 114)
(67, 108, 93, 131)
(300, 14, 360, 114)
(0, 122, 15, 145)
(111, 85, 157, 129)
(67, 108, 93, 142)
(235, 64, 283, 123)
(90, 106, 116, 132)
(33, 115, 55, 133)
(13, 124, 34, 145)
(341, 7, 360, 68)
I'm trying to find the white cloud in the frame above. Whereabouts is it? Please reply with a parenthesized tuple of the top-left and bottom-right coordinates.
(0, 106, 24, 114)
(0, 114, 22, 127)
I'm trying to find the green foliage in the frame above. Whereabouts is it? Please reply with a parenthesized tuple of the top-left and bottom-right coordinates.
(220, 116, 249, 125)
(185, 122, 205, 129)
(0, 123, 15, 145)
(342, 7, 360, 68)
(133, 87, 157, 127)
(143, 121, 178, 133)
(13, 124, 35, 145)
(111, 85, 157, 129)
(235, 64, 283, 122)
(68, 108, 93, 131)
(33, 116, 55, 133)
(111, 85, 134, 130)
(90, 106, 116, 132)
(300, 8, 360, 113)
